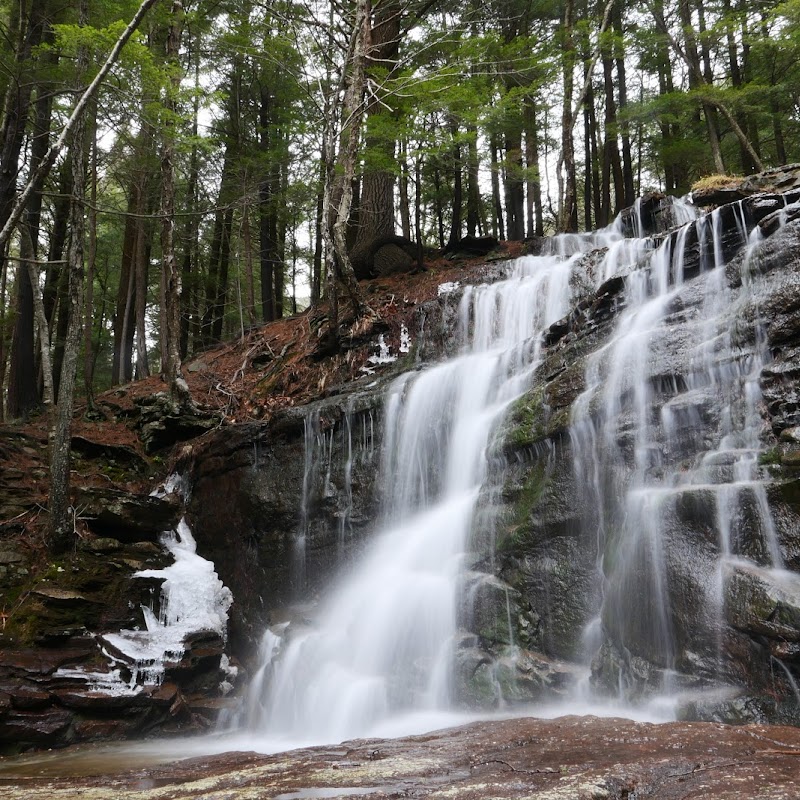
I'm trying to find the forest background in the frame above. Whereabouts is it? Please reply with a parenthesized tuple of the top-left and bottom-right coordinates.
(0, 0, 798, 540)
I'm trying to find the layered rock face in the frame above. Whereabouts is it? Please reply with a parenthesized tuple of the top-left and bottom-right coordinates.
(188, 190, 800, 726)
(493, 195, 800, 722)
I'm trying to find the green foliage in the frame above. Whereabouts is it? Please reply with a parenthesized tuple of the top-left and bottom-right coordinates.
(5, 0, 800, 410)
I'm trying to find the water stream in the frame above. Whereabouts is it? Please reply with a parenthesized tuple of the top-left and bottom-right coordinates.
(241, 253, 577, 747)
(230, 197, 800, 748)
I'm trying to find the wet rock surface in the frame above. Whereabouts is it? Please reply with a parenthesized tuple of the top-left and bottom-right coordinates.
(489, 201, 800, 719)
(3, 715, 800, 799)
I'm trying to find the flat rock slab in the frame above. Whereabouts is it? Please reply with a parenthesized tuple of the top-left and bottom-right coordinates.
(2, 715, 800, 798)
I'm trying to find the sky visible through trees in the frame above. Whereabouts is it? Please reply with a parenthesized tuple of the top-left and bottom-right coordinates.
(1, 0, 799, 425)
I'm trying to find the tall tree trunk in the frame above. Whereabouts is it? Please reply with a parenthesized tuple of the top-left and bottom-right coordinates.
(330, 0, 370, 319)
(350, 1, 400, 258)
(399, 136, 412, 240)
(83, 103, 97, 404)
(112, 186, 138, 384)
(210, 209, 234, 342)
(43, 165, 71, 329)
(179, 43, 201, 358)
(583, 34, 602, 229)
(311, 152, 324, 306)
(160, 0, 189, 404)
(613, 2, 635, 206)
(258, 86, 281, 322)
(49, 0, 89, 551)
(134, 191, 151, 380)
(558, 0, 578, 232)
(524, 99, 543, 237)
(583, 96, 593, 231)
(490, 133, 504, 239)
(601, 41, 623, 216)
(446, 117, 463, 249)
(466, 125, 481, 238)
(414, 148, 423, 268)
(24, 230, 53, 408)
(242, 197, 257, 325)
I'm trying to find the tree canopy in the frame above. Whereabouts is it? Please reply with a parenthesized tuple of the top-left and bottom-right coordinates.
(1, 0, 798, 431)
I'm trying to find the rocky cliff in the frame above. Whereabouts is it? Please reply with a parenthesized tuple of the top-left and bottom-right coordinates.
(3, 175, 800, 751)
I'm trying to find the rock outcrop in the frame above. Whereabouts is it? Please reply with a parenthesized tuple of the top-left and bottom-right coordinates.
(5, 180, 800, 751)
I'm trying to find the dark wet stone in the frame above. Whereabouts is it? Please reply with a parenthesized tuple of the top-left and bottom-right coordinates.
(74, 488, 182, 542)
(134, 393, 220, 454)
(5, 716, 800, 798)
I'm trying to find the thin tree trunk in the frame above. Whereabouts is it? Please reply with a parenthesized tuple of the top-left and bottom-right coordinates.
(134, 188, 150, 379)
(24, 240, 53, 407)
(490, 133, 504, 239)
(558, 0, 578, 232)
(466, 126, 480, 237)
(414, 148, 423, 268)
(179, 43, 201, 357)
(329, 0, 370, 319)
(446, 117, 462, 249)
(311, 150, 325, 306)
(601, 44, 623, 215)
(160, 0, 190, 405)
(83, 101, 97, 405)
(49, 0, 89, 551)
(399, 137, 412, 240)
(613, 2, 635, 206)
(524, 99, 543, 238)
(242, 197, 257, 325)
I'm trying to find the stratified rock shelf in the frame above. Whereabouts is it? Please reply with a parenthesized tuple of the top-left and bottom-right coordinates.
(2, 715, 800, 799)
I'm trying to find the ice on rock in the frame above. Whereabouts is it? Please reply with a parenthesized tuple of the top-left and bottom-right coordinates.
(58, 519, 233, 692)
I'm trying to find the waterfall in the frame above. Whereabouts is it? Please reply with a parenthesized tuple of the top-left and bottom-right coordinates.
(231, 194, 800, 748)
(242, 254, 577, 746)
(570, 200, 796, 705)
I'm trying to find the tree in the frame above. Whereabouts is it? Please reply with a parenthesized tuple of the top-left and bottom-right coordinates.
(160, 0, 191, 405)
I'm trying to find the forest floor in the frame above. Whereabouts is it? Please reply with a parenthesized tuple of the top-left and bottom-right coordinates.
(0, 243, 523, 565)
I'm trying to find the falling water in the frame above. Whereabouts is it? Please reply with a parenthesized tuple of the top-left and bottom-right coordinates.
(234, 195, 800, 748)
(244, 253, 577, 746)
(570, 200, 794, 704)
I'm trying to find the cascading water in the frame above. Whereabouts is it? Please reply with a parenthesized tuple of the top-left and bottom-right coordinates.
(569, 198, 799, 707)
(232, 194, 800, 750)
(241, 253, 577, 746)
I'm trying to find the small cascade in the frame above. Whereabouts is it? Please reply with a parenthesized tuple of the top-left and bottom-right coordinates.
(570, 198, 794, 705)
(295, 412, 320, 592)
(292, 404, 379, 588)
(245, 254, 577, 746)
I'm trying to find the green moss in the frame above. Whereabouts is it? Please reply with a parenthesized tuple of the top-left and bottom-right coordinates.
(497, 463, 549, 554)
(506, 388, 548, 448)
(759, 447, 782, 466)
